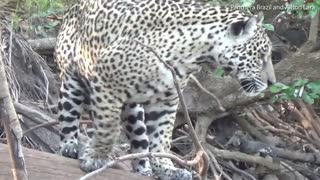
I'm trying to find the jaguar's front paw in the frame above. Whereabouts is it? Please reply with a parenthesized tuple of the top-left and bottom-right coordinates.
(156, 167, 192, 180)
(79, 155, 108, 172)
(132, 159, 153, 176)
(172, 168, 192, 180)
(59, 139, 79, 159)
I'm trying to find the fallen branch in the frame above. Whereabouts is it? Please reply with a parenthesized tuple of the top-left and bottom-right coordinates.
(205, 144, 280, 171)
(27, 38, 56, 55)
(224, 161, 257, 180)
(20, 121, 54, 153)
(206, 148, 232, 180)
(279, 161, 309, 180)
(14, 102, 59, 135)
(234, 114, 274, 145)
(283, 160, 320, 180)
(0, 24, 28, 180)
(80, 151, 203, 180)
(23, 120, 92, 136)
(23, 121, 58, 136)
(294, 100, 320, 138)
(238, 138, 320, 165)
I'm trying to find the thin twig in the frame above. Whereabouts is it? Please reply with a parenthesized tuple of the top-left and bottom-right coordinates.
(80, 151, 203, 180)
(225, 161, 257, 180)
(190, 74, 225, 112)
(206, 149, 231, 180)
(23, 120, 92, 135)
(208, 160, 220, 180)
(23, 121, 58, 135)
(20, 121, 54, 153)
(205, 143, 280, 170)
(14, 102, 59, 135)
(39, 66, 49, 103)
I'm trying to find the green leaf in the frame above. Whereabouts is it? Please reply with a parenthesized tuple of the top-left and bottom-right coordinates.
(306, 80, 320, 93)
(280, 94, 290, 100)
(293, 79, 309, 87)
(271, 96, 280, 103)
(269, 86, 282, 93)
(283, 87, 295, 97)
(269, 83, 290, 93)
(240, 0, 255, 7)
(308, 92, 320, 99)
(262, 24, 275, 31)
(214, 67, 225, 78)
(302, 93, 315, 104)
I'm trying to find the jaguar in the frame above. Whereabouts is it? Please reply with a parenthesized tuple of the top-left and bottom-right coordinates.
(55, 0, 276, 179)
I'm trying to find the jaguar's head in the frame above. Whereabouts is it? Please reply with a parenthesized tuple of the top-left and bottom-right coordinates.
(220, 13, 276, 97)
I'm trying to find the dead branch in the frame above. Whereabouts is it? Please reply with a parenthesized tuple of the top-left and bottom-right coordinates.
(234, 115, 274, 145)
(205, 144, 280, 170)
(206, 149, 232, 180)
(14, 102, 59, 135)
(279, 162, 309, 180)
(224, 161, 257, 180)
(80, 151, 203, 180)
(0, 25, 28, 179)
(238, 138, 320, 165)
(27, 38, 56, 55)
(294, 100, 320, 138)
(287, 103, 320, 143)
(20, 121, 54, 153)
(23, 120, 91, 136)
(23, 121, 58, 136)
(283, 161, 320, 180)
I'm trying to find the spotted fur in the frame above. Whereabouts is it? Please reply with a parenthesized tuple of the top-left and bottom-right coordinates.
(55, 0, 276, 179)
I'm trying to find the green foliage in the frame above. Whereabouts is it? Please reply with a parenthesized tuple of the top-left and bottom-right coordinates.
(270, 79, 320, 104)
(25, 0, 64, 17)
(262, 23, 275, 31)
(13, 0, 66, 36)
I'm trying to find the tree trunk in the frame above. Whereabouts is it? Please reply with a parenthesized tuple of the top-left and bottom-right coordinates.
(308, 12, 319, 43)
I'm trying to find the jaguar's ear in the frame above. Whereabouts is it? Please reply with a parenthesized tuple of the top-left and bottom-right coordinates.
(231, 12, 264, 36)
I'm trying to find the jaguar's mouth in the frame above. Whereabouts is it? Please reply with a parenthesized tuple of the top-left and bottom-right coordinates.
(240, 77, 268, 97)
